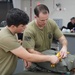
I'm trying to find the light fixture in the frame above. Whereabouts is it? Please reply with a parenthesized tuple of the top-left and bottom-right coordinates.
(56, 3, 66, 11)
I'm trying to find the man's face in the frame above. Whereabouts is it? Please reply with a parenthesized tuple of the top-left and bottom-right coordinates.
(71, 19, 75, 24)
(15, 24, 26, 33)
(36, 12, 49, 28)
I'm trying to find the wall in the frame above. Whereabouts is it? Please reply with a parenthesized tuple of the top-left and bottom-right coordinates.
(21, 0, 30, 20)
(12, 0, 75, 27)
(13, 0, 21, 9)
(0, 1, 13, 25)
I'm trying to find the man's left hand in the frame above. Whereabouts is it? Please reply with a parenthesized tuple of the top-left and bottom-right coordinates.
(60, 46, 67, 58)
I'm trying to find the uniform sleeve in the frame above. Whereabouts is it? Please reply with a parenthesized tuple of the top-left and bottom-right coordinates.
(67, 23, 69, 29)
(52, 21, 63, 39)
(22, 29, 35, 49)
(67, 22, 72, 30)
(0, 36, 20, 52)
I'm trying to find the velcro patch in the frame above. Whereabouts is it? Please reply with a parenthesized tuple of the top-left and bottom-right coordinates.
(24, 36, 31, 41)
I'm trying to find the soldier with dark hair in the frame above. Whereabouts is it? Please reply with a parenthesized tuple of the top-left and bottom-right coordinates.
(0, 8, 59, 75)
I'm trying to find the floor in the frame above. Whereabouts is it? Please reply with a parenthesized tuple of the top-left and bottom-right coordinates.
(13, 71, 72, 75)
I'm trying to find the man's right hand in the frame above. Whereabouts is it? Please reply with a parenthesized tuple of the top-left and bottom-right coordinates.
(23, 60, 32, 69)
(50, 55, 59, 64)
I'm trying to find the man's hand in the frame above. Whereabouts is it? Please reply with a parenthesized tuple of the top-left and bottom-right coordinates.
(50, 55, 59, 64)
(51, 52, 62, 67)
(58, 35, 68, 58)
(60, 46, 67, 58)
(23, 60, 32, 69)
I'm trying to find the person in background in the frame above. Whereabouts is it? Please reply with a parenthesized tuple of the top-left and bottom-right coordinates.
(67, 17, 75, 32)
(61, 26, 67, 31)
(22, 4, 67, 70)
(0, 8, 59, 75)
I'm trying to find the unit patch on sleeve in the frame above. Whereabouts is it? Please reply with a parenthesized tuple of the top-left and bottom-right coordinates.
(48, 33, 52, 39)
(24, 36, 31, 41)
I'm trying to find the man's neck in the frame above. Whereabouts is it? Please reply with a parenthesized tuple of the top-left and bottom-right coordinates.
(35, 20, 44, 29)
(7, 26, 16, 35)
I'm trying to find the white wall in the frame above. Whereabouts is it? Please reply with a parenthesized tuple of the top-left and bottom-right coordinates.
(21, 0, 30, 19)
(13, 0, 21, 9)
(12, 0, 75, 27)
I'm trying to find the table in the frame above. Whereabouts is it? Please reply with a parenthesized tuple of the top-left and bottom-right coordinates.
(59, 33, 75, 54)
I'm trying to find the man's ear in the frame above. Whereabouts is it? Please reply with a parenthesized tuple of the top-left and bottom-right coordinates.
(34, 15, 37, 18)
(11, 25, 15, 28)
(11, 25, 17, 29)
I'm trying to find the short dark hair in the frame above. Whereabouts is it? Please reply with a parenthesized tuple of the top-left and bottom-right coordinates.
(71, 17, 75, 20)
(34, 4, 49, 17)
(6, 8, 29, 27)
